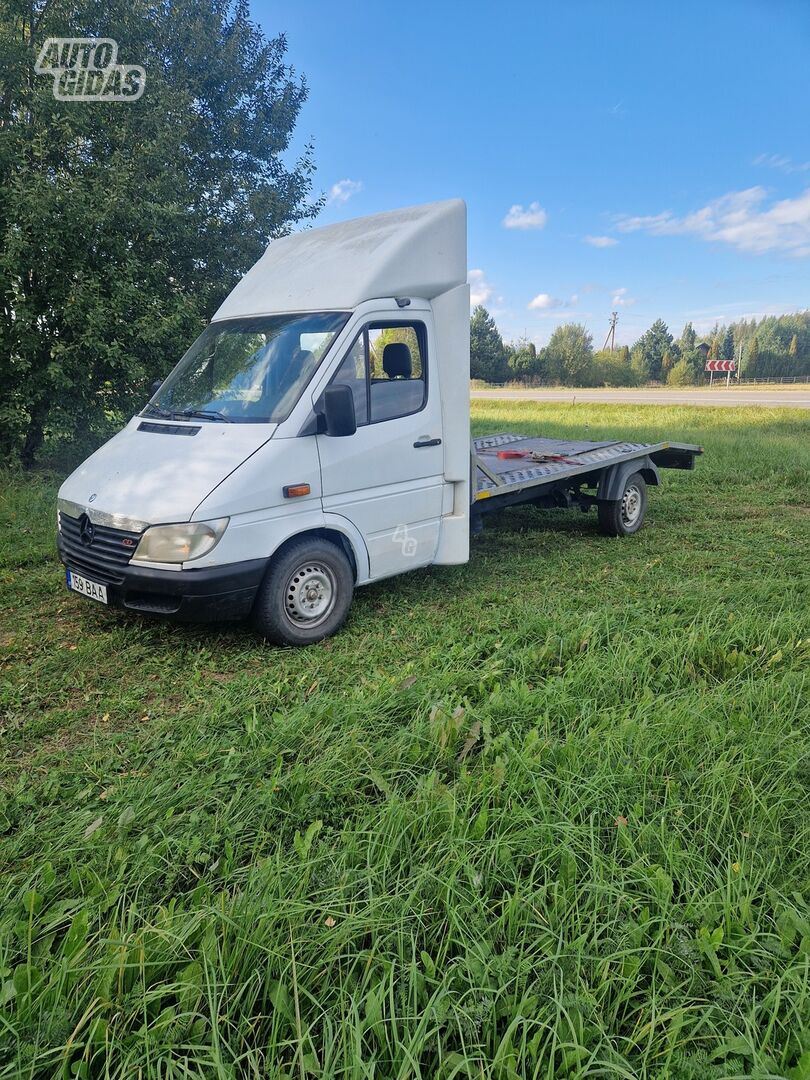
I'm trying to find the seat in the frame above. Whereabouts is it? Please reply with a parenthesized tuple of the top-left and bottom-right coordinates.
(382, 342, 412, 379)
(370, 341, 424, 419)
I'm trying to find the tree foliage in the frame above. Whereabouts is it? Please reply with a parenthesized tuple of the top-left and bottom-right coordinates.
(633, 319, 674, 382)
(721, 327, 735, 362)
(505, 337, 543, 382)
(470, 306, 508, 383)
(0, 0, 320, 464)
(591, 348, 637, 387)
(666, 358, 696, 386)
(544, 323, 593, 386)
(678, 322, 697, 354)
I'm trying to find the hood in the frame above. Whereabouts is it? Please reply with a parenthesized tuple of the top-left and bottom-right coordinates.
(58, 416, 276, 526)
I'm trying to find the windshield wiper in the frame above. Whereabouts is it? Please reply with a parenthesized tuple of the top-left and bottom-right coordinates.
(142, 403, 174, 419)
(177, 408, 233, 423)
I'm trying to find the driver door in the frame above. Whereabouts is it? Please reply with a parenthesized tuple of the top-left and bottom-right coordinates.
(316, 318, 445, 579)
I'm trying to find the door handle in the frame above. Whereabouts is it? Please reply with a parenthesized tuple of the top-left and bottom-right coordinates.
(413, 437, 442, 448)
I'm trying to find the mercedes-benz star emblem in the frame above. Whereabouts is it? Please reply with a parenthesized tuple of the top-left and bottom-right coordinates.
(79, 513, 95, 546)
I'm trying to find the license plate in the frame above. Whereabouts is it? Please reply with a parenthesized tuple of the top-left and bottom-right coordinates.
(66, 569, 108, 605)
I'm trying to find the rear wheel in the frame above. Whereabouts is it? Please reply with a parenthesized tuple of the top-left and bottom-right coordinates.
(597, 472, 648, 536)
(252, 537, 354, 645)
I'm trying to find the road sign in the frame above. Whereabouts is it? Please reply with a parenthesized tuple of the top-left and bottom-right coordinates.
(705, 359, 736, 372)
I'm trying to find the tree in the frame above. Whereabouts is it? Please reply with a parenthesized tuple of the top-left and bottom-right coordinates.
(721, 327, 735, 362)
(505, 337, 542, 382)
(666, 358, 696, 386)
(633, 319, 674, 382)
(470, 307, 509, 383)
(544, 323, 593, 386)
(746, 336, 760, 376)
(682, 348, 706, 382)
(630, 346, 650, 384)
(789, 333, 798, 357)
(592, 347, 637, 387)
(678, 322, 697, 354)
(0, 0, 320, 465)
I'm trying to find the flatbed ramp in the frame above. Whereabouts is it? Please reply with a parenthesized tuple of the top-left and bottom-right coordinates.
(473, 432, 701, 501)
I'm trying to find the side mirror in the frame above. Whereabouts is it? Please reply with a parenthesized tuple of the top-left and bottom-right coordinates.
(150, 379, 162, 397)
(323, 384, 356, 437)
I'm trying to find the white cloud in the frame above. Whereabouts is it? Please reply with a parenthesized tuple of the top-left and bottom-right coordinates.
(468, 269, 494, 308)
(527, 291, 581, 312)
(611, 287, 635, 307)
(583, 234, 618, 248)
(615, 186, 810, 257)
(753, 153, 810, 174)
(326, 179, 363, 205)
(503, 201, 548, 230)
(528, 292, 563, 310)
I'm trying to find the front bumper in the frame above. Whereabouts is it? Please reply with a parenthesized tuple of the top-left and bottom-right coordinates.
(58, 535, 266, 622)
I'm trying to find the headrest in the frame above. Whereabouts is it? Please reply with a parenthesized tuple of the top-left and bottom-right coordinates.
(382, 342, 412, 379)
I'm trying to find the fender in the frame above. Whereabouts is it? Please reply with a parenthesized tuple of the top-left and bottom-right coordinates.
(257, 509, 371, 585)
(320, 512, 371, 584)
(598, 456, 660, 501)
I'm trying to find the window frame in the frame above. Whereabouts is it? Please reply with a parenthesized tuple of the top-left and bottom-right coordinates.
(326, 319, 429, 428)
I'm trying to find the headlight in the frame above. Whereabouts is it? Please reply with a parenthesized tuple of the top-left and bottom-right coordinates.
(131, 518, 229, 564)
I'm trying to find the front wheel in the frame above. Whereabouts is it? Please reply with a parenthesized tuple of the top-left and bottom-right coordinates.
(252, 537, 354, 645)
(597, 472, 648, 536)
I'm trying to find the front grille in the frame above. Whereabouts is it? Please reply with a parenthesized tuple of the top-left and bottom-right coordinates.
(58, 512, 142, 585)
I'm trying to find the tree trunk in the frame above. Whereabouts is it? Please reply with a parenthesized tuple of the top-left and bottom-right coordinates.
(20, 403, 47, 468)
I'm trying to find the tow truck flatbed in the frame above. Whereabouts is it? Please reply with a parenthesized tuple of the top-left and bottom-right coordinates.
(472, 432, 702, 525)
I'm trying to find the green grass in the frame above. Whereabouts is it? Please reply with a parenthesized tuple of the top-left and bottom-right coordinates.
(1, 401, 809, 1079)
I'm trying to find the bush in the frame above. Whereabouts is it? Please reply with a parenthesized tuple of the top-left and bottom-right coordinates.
(666, 359, 697, 386)
(592, 350, 638, 387)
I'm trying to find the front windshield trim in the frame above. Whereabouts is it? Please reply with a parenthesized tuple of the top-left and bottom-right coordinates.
(142, 311, 351, 425)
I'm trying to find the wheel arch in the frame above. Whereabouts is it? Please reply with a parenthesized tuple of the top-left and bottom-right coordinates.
(597, 456, 660, 502)
(269, 525, 365, 584)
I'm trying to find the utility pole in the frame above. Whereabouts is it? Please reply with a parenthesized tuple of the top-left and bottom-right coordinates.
(602, 311, 618, 352)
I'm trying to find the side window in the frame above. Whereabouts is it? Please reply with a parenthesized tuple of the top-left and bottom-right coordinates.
(330, 334, 368, 425)
(328, 322, 426, 426)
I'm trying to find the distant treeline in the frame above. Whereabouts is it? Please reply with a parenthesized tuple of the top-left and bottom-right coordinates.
(471, 307, 810, 386)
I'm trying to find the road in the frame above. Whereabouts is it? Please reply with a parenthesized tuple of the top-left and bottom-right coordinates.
(471, 387, 810, 408)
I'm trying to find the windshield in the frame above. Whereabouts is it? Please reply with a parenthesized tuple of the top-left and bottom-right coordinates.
(144, 312, 349, 424)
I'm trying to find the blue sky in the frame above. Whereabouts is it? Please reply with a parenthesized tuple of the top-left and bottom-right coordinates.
(253, 0, 810, 347)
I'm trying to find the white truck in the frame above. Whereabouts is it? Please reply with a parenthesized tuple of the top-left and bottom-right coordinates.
(57, 200, 701, 645)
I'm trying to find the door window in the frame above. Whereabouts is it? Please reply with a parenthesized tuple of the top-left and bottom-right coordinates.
(329, 322, 427, 426)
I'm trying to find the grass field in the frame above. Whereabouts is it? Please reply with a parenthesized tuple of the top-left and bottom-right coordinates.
(1, 401, 809, 1079)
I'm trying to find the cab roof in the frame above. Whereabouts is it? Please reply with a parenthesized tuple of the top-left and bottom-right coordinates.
(212, 198, 467, 321)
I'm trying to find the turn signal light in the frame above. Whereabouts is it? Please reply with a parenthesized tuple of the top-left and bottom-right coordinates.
(283, 483, 311, 498)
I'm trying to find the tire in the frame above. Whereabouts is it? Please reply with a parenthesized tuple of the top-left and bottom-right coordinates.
(597, 472, 648, 536)
(251, 537, 354, 646)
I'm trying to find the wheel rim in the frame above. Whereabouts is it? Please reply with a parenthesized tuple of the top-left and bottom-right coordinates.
(284, 562, 336, 627)
(621, 483, 643, 527)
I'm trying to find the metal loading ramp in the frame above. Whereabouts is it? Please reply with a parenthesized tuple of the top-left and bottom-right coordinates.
(473, 432, 701, 501)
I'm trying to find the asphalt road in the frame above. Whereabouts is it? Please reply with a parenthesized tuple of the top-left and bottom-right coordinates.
(471, 387, 810, 408)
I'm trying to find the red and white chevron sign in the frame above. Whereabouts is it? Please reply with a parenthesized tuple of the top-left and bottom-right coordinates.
(705, 359, 736, 372)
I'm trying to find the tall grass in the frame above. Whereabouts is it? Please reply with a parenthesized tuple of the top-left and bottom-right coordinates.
(0, 403, 808, 1078)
